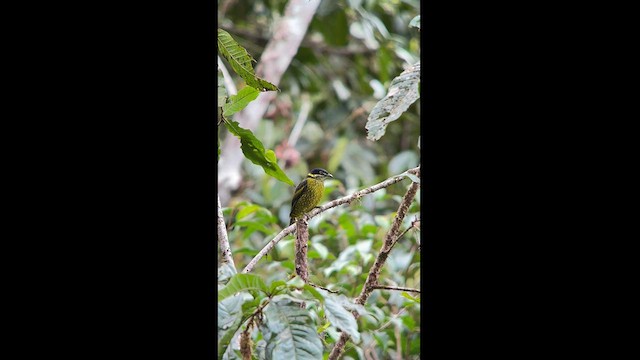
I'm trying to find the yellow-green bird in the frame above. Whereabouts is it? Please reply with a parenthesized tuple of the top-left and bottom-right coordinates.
(289, 168, 333, 225)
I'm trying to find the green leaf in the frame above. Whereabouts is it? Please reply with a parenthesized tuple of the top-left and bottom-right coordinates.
(286, 275, 306, 288)
(261, 299, 323, 360)
(400, 292, 421, 304)
(218, 262, 237, 285)
(302, 284, 325, 303)
(217, 29, 279, 92)
(388, 151, 419, 175)
(317, 321, 331, 334)
(218, 274, 269, 302)
(236, 204, 262, 220)
(223, 119, 295, 186)
(218, 294, 245, 360)
(365, 62, 420, 141)
(223, 86, 260, 117)
(404, 172, 420, 184)
(234, 220, 273, 235)
(311, 242, 329, 260)
(324, 295, 361, 343)
(269, 280, 287, 295)
(409, 15, 421, 30)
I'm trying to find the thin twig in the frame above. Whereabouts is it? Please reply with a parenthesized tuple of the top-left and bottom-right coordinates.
(309, 283, 339, 294)
(328, 168, 420, 360)
(218, 195, 236, 269)
(240, 167, 420, 273)
(371, 285, 420, 293)
(241, 224, 296, 274)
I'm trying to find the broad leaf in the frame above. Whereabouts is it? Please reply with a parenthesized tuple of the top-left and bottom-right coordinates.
(261, 299, 323, 360)
(218, 261, 237, 285)
(302, 284, 325, 303)
(223, 86, 260, 117)
(217, 29, 279, 92)
(409, 15, 420, 30)
(365, 62, 420, 141)
(223, 119, 295, 186)
(324, 294, 361, 343)
(218, 294, 245, 360)
(218, 274, 269, 302)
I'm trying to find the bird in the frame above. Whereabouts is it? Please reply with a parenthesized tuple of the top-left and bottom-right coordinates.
(289, 168, 333, 225)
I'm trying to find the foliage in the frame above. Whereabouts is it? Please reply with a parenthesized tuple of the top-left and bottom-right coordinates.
(217, 29, 279, 91)
(365, 62, 420, 141)
(217, 29, 294, 186)
(218, 0, 420, 359)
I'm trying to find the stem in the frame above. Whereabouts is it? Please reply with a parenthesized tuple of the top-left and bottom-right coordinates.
(371, 285, 420, 293)
(218, 195, 236, 269)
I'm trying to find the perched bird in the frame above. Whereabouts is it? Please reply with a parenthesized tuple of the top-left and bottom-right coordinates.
(289, 168, 333, 225)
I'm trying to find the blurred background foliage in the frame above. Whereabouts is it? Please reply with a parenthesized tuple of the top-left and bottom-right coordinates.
(219, 0, 420, 359)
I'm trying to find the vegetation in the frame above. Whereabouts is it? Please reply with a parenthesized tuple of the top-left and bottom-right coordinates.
(218, 1, 420, 359)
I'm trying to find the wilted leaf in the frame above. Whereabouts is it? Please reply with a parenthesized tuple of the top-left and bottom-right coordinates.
(261, 299, 323, 360)
(217, 29, 279, 92)
(223, 119, 295, 186)
(365, 62, 420, 141)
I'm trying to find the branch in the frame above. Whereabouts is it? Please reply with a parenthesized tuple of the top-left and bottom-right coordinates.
(371, 285, 420, 293)
(218, 195, 236, 269)
(241, 223, 295, 274)
(294, 219, 309, 282)
(328, 168, 420, 360)
(241, 166, 420, 274)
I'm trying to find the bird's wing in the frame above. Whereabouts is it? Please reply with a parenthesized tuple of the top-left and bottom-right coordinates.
(290, 179, 308, 213)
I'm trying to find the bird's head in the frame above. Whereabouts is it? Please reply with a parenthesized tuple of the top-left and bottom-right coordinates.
(307, 168, 333, 181)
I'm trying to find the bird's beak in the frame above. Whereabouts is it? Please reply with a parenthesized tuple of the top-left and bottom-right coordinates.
(328, 173, 334, 178)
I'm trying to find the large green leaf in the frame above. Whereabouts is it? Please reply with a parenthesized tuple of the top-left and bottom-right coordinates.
(222, 86, 260, 117)
(324, 294, 361, 343)
(223, 119, 295, 186)
(365, 62, 420, 141)
(218, 294, 245, 360)
(218, 274, 270, 302)
(217, 29, 279, 92)
(261, 299, 323, 360)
